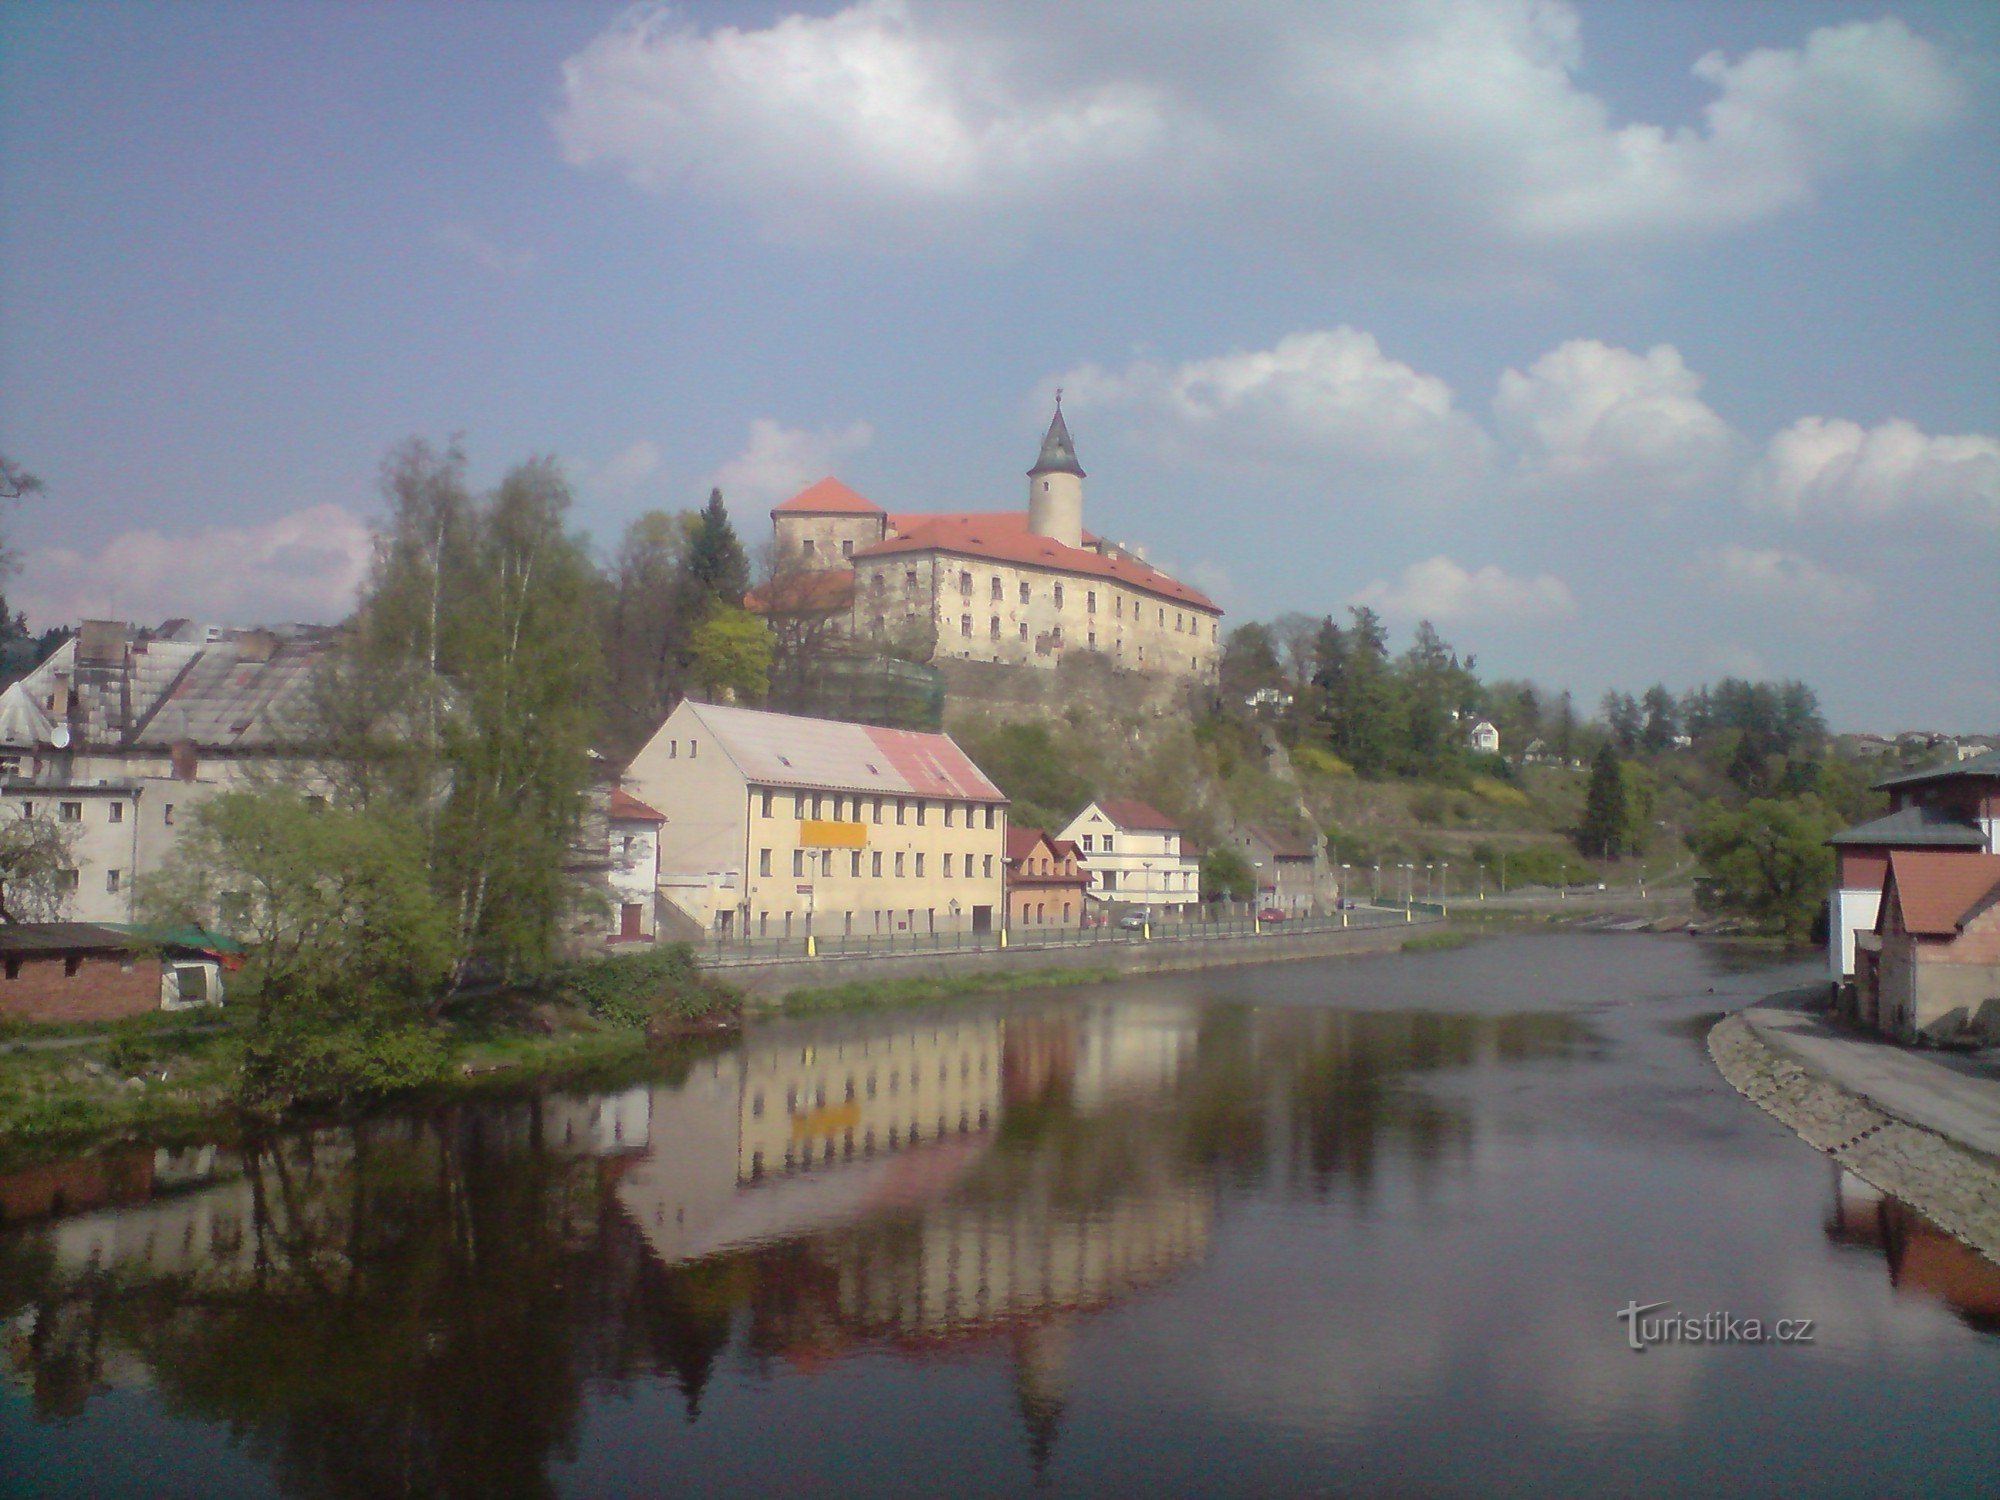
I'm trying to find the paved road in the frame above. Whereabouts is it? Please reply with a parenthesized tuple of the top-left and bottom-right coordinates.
(1743, 992, 2000, 1159)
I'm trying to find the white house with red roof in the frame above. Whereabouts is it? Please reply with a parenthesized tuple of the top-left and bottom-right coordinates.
(767, 404, 1222, 683)
(626, 699, 1009, 942)
(1056, 797, 1202, 916)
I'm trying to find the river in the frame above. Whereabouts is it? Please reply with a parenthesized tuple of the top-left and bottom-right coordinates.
(2, 934, 1995, 1497)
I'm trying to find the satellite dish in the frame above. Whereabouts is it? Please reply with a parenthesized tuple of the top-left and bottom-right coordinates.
(50, 725, 71, 749)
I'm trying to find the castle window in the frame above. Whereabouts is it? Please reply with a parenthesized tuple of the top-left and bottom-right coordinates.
(802, 539, 815, 556)
(872, 571, 885, 593)
(1053, 584, 1064, 609)
(1019, 581, 1030, 604)
(1019, 623, 1028, 640)
(959, 570, 972, 595)
(960, 613, 972, 637)
(991, 576, 1002, 600)
(1087, 591, 1096, 613)
(990, 615, 1000, 639)
(1088, 631, 1096, 648)
(842, 539, 854, 557)
(1116, 595, 1123, 617)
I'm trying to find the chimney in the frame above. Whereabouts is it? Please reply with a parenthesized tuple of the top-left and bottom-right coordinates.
(170, 740, 199, 782)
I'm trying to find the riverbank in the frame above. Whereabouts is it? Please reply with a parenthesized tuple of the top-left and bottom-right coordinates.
(1709, 998, 2000, 1263)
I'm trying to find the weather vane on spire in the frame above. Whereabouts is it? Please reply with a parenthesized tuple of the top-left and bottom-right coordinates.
(1054, 386, 1063, 409)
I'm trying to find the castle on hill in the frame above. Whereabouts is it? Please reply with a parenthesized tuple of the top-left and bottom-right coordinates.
(766, 405, 1222, 683)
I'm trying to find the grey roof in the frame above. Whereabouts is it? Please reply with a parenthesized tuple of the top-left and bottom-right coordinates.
(0, 923, 147, 955)
(1827, 804, 1988, 848)
(681, 701, 1007, 803)
(1028, 404, 1085, 479)
(0, 626, 330, 754)
(1873, 748, 2000, 790)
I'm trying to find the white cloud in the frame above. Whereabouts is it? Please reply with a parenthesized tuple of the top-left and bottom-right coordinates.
(16, 505, 373, 631)
(1055, 328, 1492, 498)
(1697, 544, 1874, 628)
(553, 3, 1964, 267)
(1494, 339, 1735, 495)
(1351, 555, 1576, 625)
(600, 440, 663, 495)
(707, 418, 875, 509)
(433, 224, 536, 277)
(1746, 415, 2000, 527)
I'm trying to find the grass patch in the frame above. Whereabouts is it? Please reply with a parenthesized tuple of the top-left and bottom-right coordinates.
(777, 965, 1120, 1016)
(1401, 930, 1480, 953)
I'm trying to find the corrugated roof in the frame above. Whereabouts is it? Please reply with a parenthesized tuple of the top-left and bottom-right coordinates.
(1874, 749, 2000, 790)
(860, 514, 1218, 612)
(1883, 851, 2000, 937)
(1828, 805, 1987, 848)
(1094, 797, 1181, 832)
(684, 701, 1006, 803)
(771, 478, 886, 516)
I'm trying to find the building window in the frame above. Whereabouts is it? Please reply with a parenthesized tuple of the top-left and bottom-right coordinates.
(760, 791, 773, 817)
(872, 851, 883, 876)
(1087, 591, 1097, 613)
(871, 572, 885, 594)
(896, 798, 906, 825)
(1082, 834, 1093, 851)
(802, 538, 815, 556)
(759, 848, 772, 876)
(1102, 836, 1114, 853)
(895, 852, 906, 877)
(690, 740, 697, 758)
(872, 797, 884, 823)
(990, 615, 1000, 639)
(960, 613, 972, 637)
(959, 570, 973, 595)
(990, 576, 1002, 600)
(1019, 581, 1030, 604)
(795, 794, 807, 818)
(944, 804, 955, 828)
(1019, 622, 1028, 640)
(108, 803, 124, 824)
(842, 539, 854, 557)
(793, 850, 805, 877)
(58, 802, 81, 822)
(106, 869, 122, 893)
(1054, 583, 1064, 609)
(905, 567, 919, 587)
(850, 850, 862, 876)
(916, 801, 927, 826)
(812, 794, 824, 819)
(983, 854, 993, 877)
(984, 806, 995, 829)
(1103, 871, 1118, 891)
(164, 805, 176, 825)
(944, 854, 954, 877)
(1088, 631, 1096, 648)
(915, 853, 926, 877)
(1116, 595, 1123, 617)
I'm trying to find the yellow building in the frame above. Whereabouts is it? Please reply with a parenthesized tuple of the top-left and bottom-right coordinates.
(769, 404, 1222, 683)
(625, 699, 1009, 939)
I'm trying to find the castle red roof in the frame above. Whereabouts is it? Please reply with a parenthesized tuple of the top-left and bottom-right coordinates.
(861, 513, 1217, 612)
(771, 477, 885, 516)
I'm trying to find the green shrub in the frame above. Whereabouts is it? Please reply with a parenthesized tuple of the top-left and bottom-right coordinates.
(556, 943, 738, 1029)
(240, 1017, 448, 1109)
(1291, 744, 1354, 779)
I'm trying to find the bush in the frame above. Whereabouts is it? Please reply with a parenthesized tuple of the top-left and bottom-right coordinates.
(240, 1017, 448, 1110)
(1291, 744, 1354, 779)
(556, 943, 738, 1029)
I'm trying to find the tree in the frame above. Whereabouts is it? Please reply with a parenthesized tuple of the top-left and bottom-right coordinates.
(0, 454, 46, 643)
(1553, 689, 1577, 760)
(754, 542, 851, 711)
(1690, 797, 1838, 939)
(1640, 685, 1678, 752)
(600, 509, 700, 753)
(1220, 623, 1282, 699)
(1577, 743, 1627, 858)
(1202, 846, 1258, 904)
(680, 489, 749, 612)
(1602, 691, 1642, 751)
(687, 605, 773, 702)
(0, 814, 77, 921)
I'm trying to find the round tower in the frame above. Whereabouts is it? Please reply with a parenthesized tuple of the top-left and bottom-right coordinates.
(1027, 398, 1085, 548)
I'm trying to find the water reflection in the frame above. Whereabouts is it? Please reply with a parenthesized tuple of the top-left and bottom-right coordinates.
(1825, 1168, 2000, 1334)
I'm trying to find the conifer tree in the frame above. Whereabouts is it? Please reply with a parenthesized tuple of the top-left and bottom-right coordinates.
(1578, 742, 1627, 858)
(682, 488, 749, 610)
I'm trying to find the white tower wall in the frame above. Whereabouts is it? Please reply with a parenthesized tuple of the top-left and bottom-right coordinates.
(1028, 470, 1083, 548)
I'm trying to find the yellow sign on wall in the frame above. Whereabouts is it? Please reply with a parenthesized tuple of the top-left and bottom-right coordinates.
(799, 819, 867, 848)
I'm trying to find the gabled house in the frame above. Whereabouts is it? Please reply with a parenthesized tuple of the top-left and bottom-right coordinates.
(1467, 719, 1500, 755)
(1230, 824, 1315, 915)
(1862, 851, 2000, 1044)
(1056, 798, 1201, 915)
(1826, 750, 2000, 991)
(1004, 828, 1091, 929)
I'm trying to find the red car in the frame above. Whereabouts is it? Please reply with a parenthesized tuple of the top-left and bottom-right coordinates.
(1258, 907, 1289, 922)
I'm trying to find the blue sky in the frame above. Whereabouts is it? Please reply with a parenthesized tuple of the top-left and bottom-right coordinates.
(2, 0, 1995, 731)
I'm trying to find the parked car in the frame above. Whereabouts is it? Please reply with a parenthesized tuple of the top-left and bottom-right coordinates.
(1117, 907, 1152, 930)
(1258, 907, 1289, 923)
(1336, 898, 1358, 910)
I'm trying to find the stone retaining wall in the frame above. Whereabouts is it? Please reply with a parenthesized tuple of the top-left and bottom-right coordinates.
(1709, 1010, 2000, 1262)
(725, 921, 1432, 1002)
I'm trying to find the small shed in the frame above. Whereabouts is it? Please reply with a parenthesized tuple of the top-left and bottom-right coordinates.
(0, 924, 231, 1025)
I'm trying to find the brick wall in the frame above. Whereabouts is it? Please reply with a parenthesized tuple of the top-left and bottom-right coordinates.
(0, 952, 161, 1024)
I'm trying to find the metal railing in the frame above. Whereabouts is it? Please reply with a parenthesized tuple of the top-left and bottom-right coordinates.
(694, 905, 1422, 967)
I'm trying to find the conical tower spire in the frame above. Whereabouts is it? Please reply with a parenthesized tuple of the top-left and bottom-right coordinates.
(1029, 393, 1085, 479)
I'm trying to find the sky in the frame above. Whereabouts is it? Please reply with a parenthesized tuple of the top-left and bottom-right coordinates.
(1, 0, 1995, 733)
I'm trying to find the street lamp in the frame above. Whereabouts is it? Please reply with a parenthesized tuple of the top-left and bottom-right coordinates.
(1371, 863, 1381, 902)
(1423, 862, 1434, 900)
(1440, 861, 1450, 900)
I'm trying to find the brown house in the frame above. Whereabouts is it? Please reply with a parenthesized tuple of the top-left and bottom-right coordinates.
(1862, 851, 2000, 1044)
(0, 924, 227, 1026)
(1004, 828, 1091, 930)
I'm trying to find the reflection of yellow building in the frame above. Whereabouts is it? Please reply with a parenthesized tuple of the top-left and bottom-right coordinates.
(740, 1016, 1006, 1179)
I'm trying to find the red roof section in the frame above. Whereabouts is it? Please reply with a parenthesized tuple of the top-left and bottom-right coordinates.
(862, 512, 1217, 612)
(1096, 797, 1182, 833)
(771, 477, 886, 516)
(608, 788, 667, 823)
(1882, 851, 2000, 936)
(1006, 827, 1056, 862)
